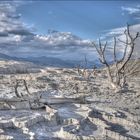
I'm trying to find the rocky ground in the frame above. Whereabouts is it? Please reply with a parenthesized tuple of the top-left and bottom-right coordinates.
(0, 60, 140, 140)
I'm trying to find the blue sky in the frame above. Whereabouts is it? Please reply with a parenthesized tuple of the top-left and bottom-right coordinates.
(0, 0, 140, 65)
(17, 0, 140, 39)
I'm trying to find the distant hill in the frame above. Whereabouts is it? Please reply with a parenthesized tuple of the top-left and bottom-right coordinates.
(0, 53, 100, 68)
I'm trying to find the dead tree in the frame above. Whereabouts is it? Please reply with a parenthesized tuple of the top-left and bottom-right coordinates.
(76, 56, 88, 77)
(91, 24, 139, 90)
(76, 56, 92, 80)
(11, 74, 32, 97)
(23, 79, 30, 95)
(14, 79, 22, 98)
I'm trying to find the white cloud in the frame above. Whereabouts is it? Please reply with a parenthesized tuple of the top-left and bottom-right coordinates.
(102, 24, 140, 60)
(121, 5, 140, 21)
(0, 1, 34, 44)
(121, 6, 140, 14)
(34, 32, 90, 47)
(105, 27, 125, 37)
(0, 1, 91, 49)
(0, 1, 95, 64)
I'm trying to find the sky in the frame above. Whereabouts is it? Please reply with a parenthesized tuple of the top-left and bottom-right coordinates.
(17, 0, 140, 39)
(0, 0, 140, 66)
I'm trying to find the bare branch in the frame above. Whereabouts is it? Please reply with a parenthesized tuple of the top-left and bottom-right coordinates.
(113, 37, 117, 62)
(91, 42, 101, 56)
(102, 41, 107, 53)
(92, 23, 139, 90)
(119, 25, 138, 72)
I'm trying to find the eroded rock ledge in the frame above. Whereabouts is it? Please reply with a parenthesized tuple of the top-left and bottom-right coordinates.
(0, 93, 139, 140)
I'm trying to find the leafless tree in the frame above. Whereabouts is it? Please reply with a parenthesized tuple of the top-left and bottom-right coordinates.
(11, 74, 32, 98)
(91, 24, 139, 90)
(76, 56, 87, 76)
(14, 79, 21, 98)
(76, 56, 92, 80)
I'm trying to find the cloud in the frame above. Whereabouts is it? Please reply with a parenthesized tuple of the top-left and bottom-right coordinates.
(0, 32, 8, 37)
(0, 1, 139, 66)
(121, 5, 140, 21)
(0, 1, 35, 44)
(101, 24, 140, 60)
(34, 32, 90, 47)
(121, 6, 140, 14)
(7, 29, 34, 36)
(105, 27, 125, 37)
(0, 1, 91, 48)
(0, 1, 95, 64)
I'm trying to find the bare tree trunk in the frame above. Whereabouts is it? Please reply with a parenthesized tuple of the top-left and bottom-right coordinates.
(91, 24, 139, 90)
(14, 80, 20, 97)
(23, 79, 31, 95)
